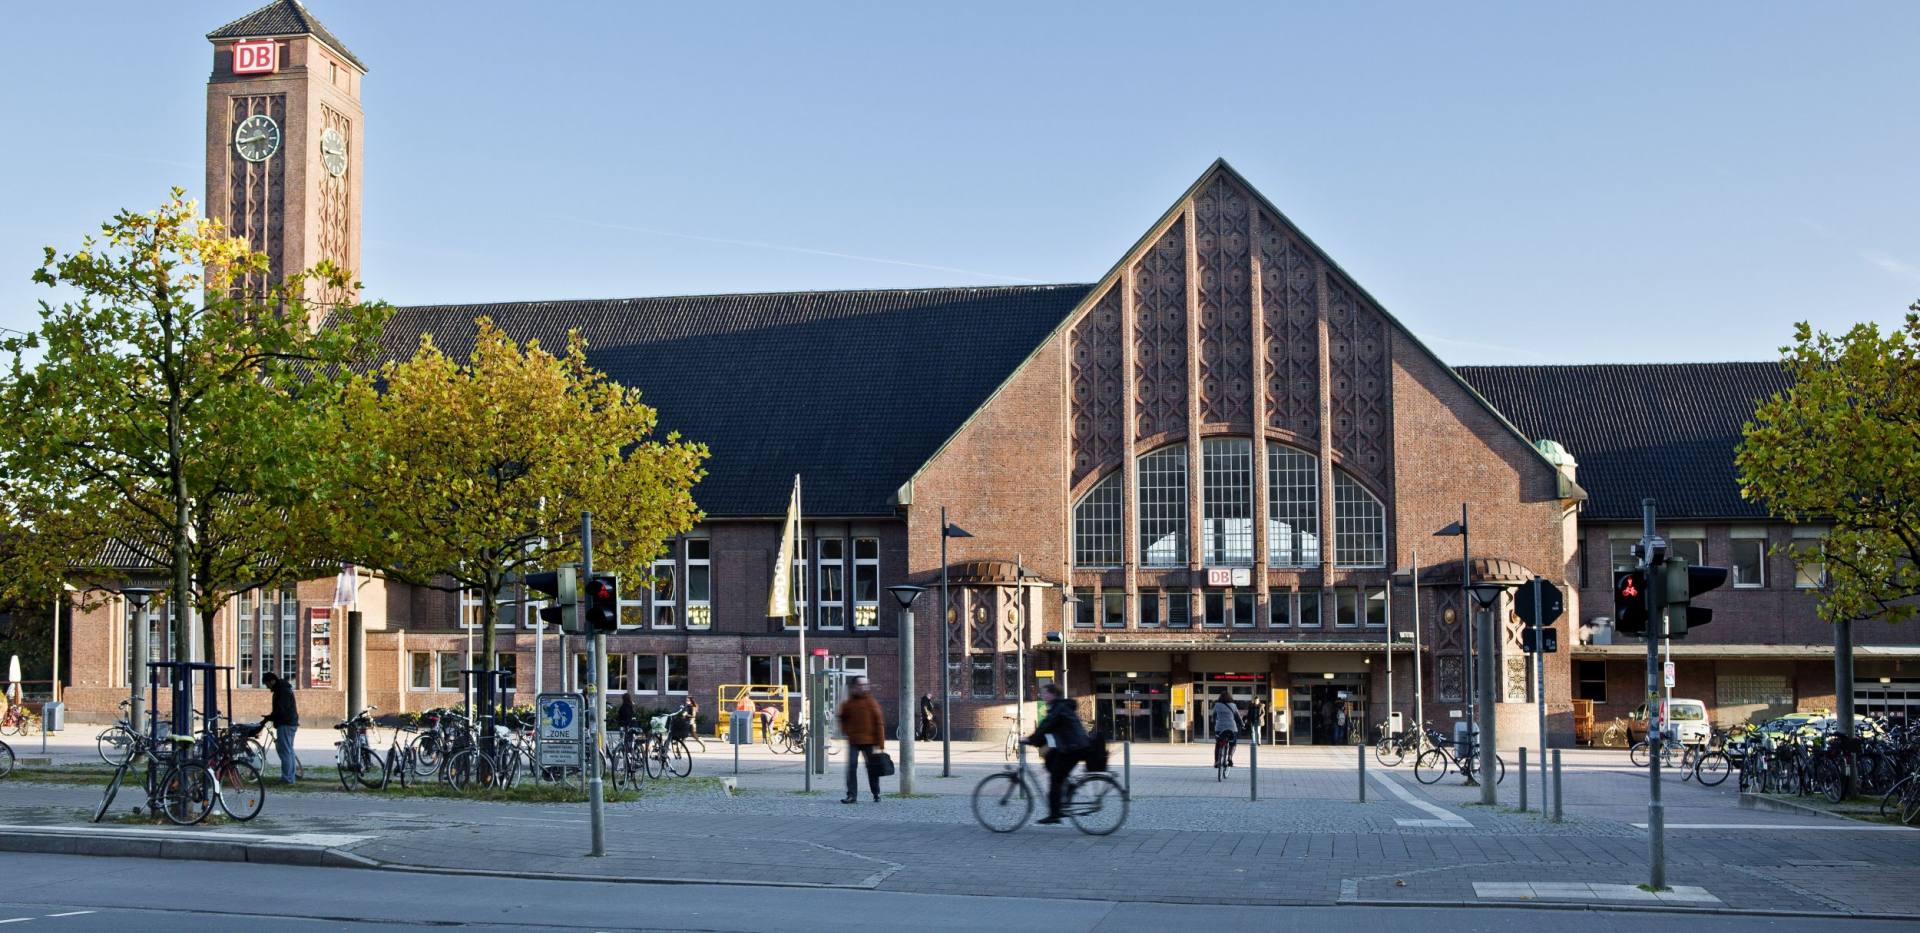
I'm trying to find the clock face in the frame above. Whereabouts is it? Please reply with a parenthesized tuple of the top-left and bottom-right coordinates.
(320, 127, 348, 178)
(235, 114, 280, 163)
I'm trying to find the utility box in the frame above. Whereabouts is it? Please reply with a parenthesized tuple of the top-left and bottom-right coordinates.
(1387, 711, 1404, 738)
(41, 701, 64, 733)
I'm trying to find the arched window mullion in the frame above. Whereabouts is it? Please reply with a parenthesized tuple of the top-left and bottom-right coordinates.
(1071, 473, 1123, 568)
(1137, 445, 1188, 568)
(1267, 442, 1320, 568)
(1332, 470, 1386, 569)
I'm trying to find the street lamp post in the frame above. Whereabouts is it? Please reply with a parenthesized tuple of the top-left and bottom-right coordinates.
(121, 587, 156, 736)
(1468, 580, 1509, 806)
(1433, 506, 1473, 752)
(885, 584, 926, 794)
(938, 509, 972, 778)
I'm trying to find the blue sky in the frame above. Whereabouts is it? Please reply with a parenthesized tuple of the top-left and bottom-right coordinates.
(2, 2, 1915, 363)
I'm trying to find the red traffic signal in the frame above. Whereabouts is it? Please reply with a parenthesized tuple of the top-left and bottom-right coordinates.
(1613, 570, 1650, 636)
(583, 574, 620, 633)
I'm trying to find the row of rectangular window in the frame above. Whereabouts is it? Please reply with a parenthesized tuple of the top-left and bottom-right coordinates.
(1071, 586, 1388, 628)
(1075, 440, 1380, 570)
(1605, 533, 1826, 590)
(457, 535, 886, 632)
(405, 651, 871, 698)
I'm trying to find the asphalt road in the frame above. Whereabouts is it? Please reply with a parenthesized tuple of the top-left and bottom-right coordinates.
(1, 853, 1912, 933)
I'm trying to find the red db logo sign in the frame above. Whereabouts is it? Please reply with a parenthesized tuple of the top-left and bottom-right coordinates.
(233, 40, 277, 75)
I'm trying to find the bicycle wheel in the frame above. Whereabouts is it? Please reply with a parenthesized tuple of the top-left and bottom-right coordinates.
(0, 740, 12, 779)
(93, 758, 129, 823)
(971, 772, 1033, 833)
(410, 734, 443, 775)
(1629, 742, 1651, 768)
(1414, 749, 1450, 785)
(337, 744, 362, 792)
(1493, 754, 1507, 785)
(217, 761, 265, 821)
(1694, 751, 1731, 787)
(1880, 776, 1913, 820)
(666, 740, 692, 778)
(97, 726, 136, 766)
(158, 765, 214, 826)
(1375, 737, 1405, 769)
(357, 744, 389, 789)
(1067, 773, 1127, 836)
(1816, 761, 1846, 804)
(445, 749, 498, 792)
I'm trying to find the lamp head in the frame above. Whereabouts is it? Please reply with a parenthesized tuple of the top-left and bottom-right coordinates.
(120, 587, 157, 611)
(942, 523, 973, 539)
(885, 584, 926, 610)
(1433, 521, 1466, 538)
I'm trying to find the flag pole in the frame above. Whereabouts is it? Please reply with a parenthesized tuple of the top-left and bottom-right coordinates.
(795, 475, 809, 780)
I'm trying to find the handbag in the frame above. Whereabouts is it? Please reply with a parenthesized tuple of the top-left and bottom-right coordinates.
(870, 750, 896, 777)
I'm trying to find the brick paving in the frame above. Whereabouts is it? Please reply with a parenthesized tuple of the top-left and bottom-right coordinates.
(3, 744, 1917, 914)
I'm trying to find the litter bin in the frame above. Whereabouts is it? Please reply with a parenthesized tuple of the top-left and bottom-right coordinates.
(1453, 720, 1479, 758)
(41, 701, 64, 733)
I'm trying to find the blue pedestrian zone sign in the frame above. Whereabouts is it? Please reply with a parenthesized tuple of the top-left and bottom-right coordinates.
(536, 692, 584, 769)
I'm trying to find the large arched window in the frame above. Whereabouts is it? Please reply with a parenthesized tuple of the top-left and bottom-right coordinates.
(1072, 473, 1123, 568)
(1137, 445, 1188, 567)
(1267, 443, 1320, 567)
(1201, 438, 1254, 565)
(1333, 472, 1387, 568)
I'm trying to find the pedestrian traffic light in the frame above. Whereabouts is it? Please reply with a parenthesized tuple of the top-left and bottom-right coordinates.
(1613, 570, 1649, 636)
(525, 567, 578, 630)
(583, 574, 620, 633)
(1663, 558, 1728, 638)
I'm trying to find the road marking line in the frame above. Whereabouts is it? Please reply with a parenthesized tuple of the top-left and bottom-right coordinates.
(0, 918, 32, 924)
(45, 913, 94, 918)
(1369, 771, 1469, 826)
(1631, 822, 1912, 831)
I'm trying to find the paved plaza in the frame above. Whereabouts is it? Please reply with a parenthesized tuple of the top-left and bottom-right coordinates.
(5, 733, 1917, 918)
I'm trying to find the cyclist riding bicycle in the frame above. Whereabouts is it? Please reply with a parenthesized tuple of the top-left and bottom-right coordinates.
(1211, 691, 1242, 768)
(1022, 683, 1088, 825)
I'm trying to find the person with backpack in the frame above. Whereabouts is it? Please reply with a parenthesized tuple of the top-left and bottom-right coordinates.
(1023, 682, 1088, 824)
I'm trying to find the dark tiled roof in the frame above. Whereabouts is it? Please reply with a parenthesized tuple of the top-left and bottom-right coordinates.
(1456, 363, 1791, 522)
(364, 286, 1095, 518)
(207, 0, 365, 71)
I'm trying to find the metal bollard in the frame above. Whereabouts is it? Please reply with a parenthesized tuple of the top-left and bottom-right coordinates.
(1519, 747, 1528, 812)
(1552, 749, 1563, 823)
(1123, 739, 1132, 800)
(1250, 731, 1259, 802)
(1358, 743, 1367, 802)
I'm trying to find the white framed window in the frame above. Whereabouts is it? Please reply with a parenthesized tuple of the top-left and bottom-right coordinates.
(617, 586, 645, 630)
(1731, 536, 1766, 588)
(606, 654, 629, 692)
(1137, 589, 1160, 628)
(1167, 588, 1191, 628)
(634, 655, 660, 693)
(1073, 587, 1096, 628)
(1138, 445, 1188, 567)
(495, 653, 518, 690)
(1203, 590, 1226, 628)
(275, 590, 299, 683)
(437, 652, 463, 691)
(1073, 473, 1123, 568)
(1610, 538, 1639, 573)
(686, 538, 712, 629)
(574, 653, 591, 691)
(852, 537, 878, 630)
(1792, 528, 1828, 589)
(665, 654, 689, 695)
(747, 655, 801, 694)
(1202, 437, 1254, 566)
(1298, 590, 1323, 628)
(1365, 587, 1387, 627)
(1269, 590, 1291, 627)
(460, 588, 513, 630)
(409, 651, 433, 691)
(784, 539, 808, 630)
(1233, 592, 1255, 628)
(1667, 528, 1704, 568)
(1267, 443, 1320, 567)
(1333, 472, 1387, 569)
(236, 591, 257, 688)
(651, 550, 678, 629)
(1102, 590, 1125, 629)
(1335, 587, 1360, 628)
(818, 537, 845, 630)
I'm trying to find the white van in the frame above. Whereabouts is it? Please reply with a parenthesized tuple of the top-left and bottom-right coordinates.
(1665, 699, 1710, 746)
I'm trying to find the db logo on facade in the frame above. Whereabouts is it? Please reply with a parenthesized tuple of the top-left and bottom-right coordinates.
(233, 40, 277, 75)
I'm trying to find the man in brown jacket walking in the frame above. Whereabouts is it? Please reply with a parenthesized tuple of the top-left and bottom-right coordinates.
(836, 676, 886, 803)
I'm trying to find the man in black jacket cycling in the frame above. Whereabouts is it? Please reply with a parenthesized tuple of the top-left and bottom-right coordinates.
(1022, 683, 1088, 825)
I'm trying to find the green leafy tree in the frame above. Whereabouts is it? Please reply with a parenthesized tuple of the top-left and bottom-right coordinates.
(0, 191, 389, 658)
(329, 318, 707, 684)
(1737, 306, 1920, 625)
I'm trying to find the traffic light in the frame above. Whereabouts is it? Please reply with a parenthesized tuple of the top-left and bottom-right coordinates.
(1663, 558, 1728, 638)
(582, 574, 620, 633)
(525, 567, 578, 630)
(1613, 570, 1649, 636)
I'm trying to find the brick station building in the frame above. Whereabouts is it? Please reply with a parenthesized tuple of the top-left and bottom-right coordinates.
(58, 1, 1920, 743)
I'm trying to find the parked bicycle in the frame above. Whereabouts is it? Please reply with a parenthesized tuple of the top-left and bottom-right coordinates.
(335, 706, 388, 791)
(971, 739, 1125, 835)
(97, 699, 139, 765)
(1375, 721, 1442, 768)
(0, 702, 39, 737)
(1414, 739, 1506, 786)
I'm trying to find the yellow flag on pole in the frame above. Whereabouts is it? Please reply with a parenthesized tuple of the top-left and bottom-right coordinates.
(768, 474, 801, 617)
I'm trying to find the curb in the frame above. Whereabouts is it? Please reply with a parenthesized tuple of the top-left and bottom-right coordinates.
(0, 828, 363, 870)
(1337, 897, 1914, 922)
(1737, 792, 1889, 824)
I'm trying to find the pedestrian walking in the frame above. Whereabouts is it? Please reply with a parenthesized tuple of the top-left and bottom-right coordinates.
(1335, 703, 1350, 745)
(261, 671, 300, 783)
(836, 675, 886, 803)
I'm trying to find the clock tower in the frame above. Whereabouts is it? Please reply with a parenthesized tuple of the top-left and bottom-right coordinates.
(204, 0, 365, 313)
